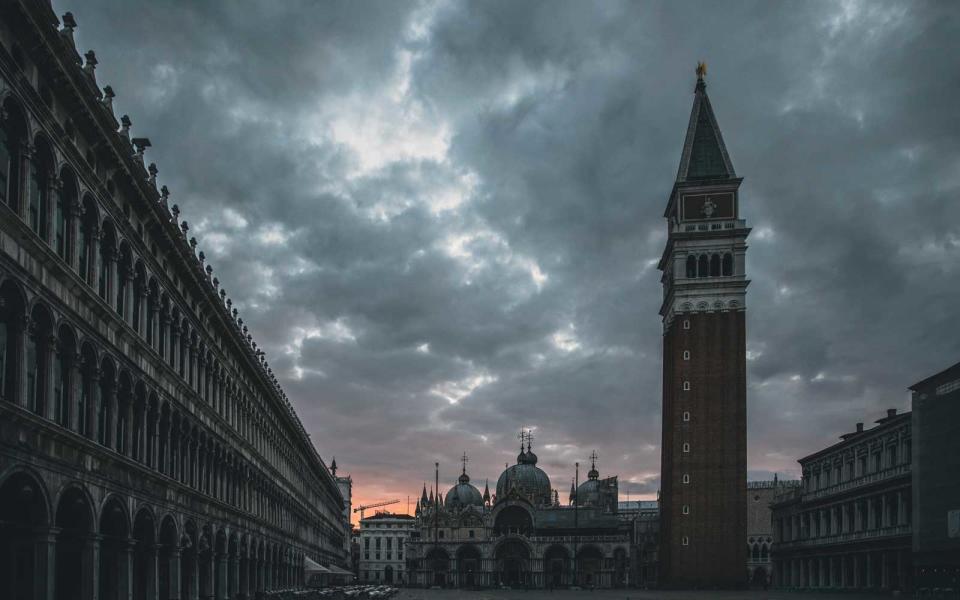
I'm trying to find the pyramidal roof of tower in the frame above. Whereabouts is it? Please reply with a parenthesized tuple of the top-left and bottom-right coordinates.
(675, 74, 737, 183)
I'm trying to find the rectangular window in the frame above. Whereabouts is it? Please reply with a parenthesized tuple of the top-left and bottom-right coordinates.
(681, 536, 689, 546)
(682, 443, 690, 453)
(683, 381, 690, 391)
(468, 530, 474, 538)
(682, 474, 690, 484)
(683, 411, 690, 422)
(683, 350, 690, 360)
(683, 320, 690, 330)
(438, 530, 445, 539)
(682, 505, 690, 515)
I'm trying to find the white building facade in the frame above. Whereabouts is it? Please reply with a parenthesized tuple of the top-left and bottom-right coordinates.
(359, 513, 417, 584)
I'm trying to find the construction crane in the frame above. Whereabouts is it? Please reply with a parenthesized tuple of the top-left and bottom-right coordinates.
(353, 499, 400, 520)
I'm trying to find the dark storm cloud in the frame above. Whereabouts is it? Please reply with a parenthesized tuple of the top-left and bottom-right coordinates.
(60, 0, 960, 507)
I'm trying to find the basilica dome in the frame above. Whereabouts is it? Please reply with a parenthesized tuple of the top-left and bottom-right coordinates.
(496, 445, 552, 505)
(445, 471, 484, 510)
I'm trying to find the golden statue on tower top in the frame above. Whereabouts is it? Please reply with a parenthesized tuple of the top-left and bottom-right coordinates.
(696, 61, 707, 80)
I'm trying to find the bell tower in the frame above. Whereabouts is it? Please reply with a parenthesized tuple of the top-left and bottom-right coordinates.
(657, 63, 748, 588)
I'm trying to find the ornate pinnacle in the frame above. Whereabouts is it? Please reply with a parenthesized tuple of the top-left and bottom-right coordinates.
(696, 61, 707, 80)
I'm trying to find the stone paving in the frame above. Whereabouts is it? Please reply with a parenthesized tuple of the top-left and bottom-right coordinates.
(392, 589, 894, 600)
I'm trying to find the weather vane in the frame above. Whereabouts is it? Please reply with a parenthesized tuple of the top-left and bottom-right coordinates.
(696, 61, 707, 80)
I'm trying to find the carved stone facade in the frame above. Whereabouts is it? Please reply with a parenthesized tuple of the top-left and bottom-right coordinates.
(405, 444, 631, 589)
(0, 3, 346, 599)
(771, 409, 913, 592)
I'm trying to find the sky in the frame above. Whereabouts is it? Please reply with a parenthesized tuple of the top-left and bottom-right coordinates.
(59, 0, 960, 523)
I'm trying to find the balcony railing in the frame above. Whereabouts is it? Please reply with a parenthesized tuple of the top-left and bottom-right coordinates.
(802, 464, 910, 502)
(775, 524, 910, 550)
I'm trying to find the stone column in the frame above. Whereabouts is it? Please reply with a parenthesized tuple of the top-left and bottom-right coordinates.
(69, 354, 83, 433)
(217, 553, 228, 600)
(107, 249, 119, 309)
(168, 549, 181, 600)
(138, 289, 148, 339)
(881, 495, 889, 528)
(121, 269, 134, 324)
(171, 325, 181, 373)
(87, 369, 101, 444)
(34, 527, 57, 600)
(121, 539, 135, 600)
(191, 549, 200, 600)
(229, 556, 239, 600)
(881, 551, 889, 589)
(84, 534, 101, 600)
(44, 335, 58, 422)
(69, 201, 82, 273)
(896, 491, 904, 526)
(148, 543, 160, 600)
(88, 228, 102, 292)
(107, 378, 119, 451)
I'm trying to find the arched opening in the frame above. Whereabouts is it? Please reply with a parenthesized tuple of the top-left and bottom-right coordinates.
(132, 508, 156, 600)
(0, 470, 50, 599)
(493, 505, 533, 536)
(99, 222, 116, 301)
(79, 196, 98, 286)
(158, 516, 178, 600)
(457, 544, 481, 588)
(98, 495, 130, 600)
(55, 486, 94, 600)
(116, 242, 133, 319)
(697, 254, 709, 278)
(132, 381, 147, 462)
(146, 279, 159, 348)
(0, 279, 26, 403)
(132, 262, 146, 335)
(495, 539, 529, 588)
(576, 545, 603, 587)
(544, 544, 570, 588)
(0, 98, 28, 210)
(54, 324, 76, 428)
(116, 373, 132, 455)
(228, 534, 239, 599)
(28, 136, 54, 242)
(198, 526, 213, 598)
(685, 255, 696, 278)
(56, 167, 77, 263)
(26, 303, 53, 417)
(710, 253, 721, 277)
(96, 356, 115, 446)
(425, 547, 450, 587)
(213, 529, 226, 600)
(722, 252, 733, 276)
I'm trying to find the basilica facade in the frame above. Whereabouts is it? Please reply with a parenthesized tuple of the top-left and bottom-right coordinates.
(0, 3, 346, 600)
(405, 440, 631, 589)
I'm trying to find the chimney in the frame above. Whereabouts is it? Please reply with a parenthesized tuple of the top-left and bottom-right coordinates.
(887, 408, 897, 419)
(856, 422, 863, 433)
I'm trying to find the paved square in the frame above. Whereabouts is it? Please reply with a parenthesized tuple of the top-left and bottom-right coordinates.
(391, 590, 892, 600)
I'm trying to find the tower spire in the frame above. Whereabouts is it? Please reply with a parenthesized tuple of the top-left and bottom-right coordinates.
(675, 61, 736, 184)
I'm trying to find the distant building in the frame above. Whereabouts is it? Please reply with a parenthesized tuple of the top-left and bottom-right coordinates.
(624, 500, 660, 587)
(359, 512, 417, 584)
(909, 361, 960, 592)
(747, 479, 800, 587)
(771, 409, 913, 591)
(406, 441, 632, 588)
(333, 459, 354, 560)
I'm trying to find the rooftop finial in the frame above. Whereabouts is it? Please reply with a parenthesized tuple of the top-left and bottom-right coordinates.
(696, 61, 707, 81)
(461, 451, 468, 475)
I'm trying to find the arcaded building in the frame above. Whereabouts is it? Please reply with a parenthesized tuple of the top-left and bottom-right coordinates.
(771, 409, 913, 592)
(406, 442, 631, 589)
(0, 3, 346, 600)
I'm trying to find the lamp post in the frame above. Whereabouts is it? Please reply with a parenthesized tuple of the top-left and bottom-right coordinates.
(574, 461, 579, 587)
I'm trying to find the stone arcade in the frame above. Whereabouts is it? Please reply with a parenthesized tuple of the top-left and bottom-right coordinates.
(0, 3, 347, 599)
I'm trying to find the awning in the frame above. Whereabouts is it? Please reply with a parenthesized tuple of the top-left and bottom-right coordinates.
(304, 556, 330, 574)
(326, 564, 354, 576)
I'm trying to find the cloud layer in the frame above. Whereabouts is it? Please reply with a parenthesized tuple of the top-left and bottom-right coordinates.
(62, 0, 960, 517)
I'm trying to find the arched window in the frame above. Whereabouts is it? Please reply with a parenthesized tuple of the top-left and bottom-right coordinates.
(28, 140, 53, 242)
(55, 171, 76, 262)
(760, 544, 768, 561)
(26, 306, 53, 416)
(710, 254, 721, 277)
(685, 255, 696, 278)
(722, 253, 733, 276)
(1, 99, 26, 210)
(99, 224, 115, 301)
(79, 197, 97, 286)
(697, 254, 708, 278)
(54, 328, 73, 428)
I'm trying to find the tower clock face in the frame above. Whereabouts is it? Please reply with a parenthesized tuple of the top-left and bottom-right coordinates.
(681, 192, 734, 221)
